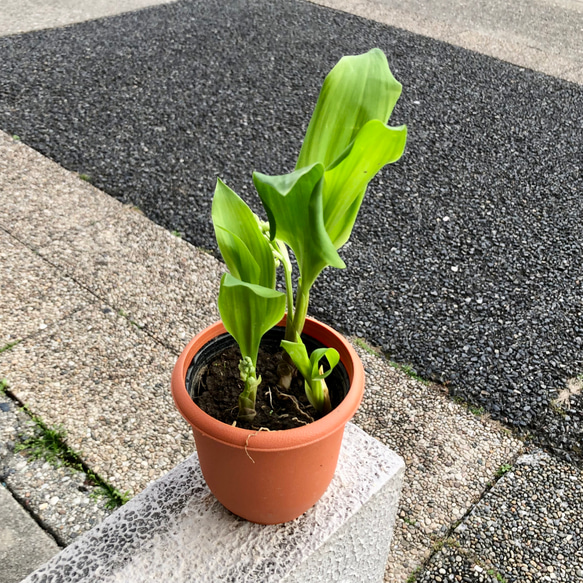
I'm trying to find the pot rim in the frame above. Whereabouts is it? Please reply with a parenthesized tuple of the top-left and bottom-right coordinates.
(171, 315, 365, 451)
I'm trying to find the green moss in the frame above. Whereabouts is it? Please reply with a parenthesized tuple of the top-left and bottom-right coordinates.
(15, 407, 130, 509)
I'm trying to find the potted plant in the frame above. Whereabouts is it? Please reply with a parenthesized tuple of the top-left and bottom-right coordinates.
(171, 48, 407, 524)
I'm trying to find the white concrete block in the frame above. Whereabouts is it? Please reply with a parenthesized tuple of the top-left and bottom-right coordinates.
(24, 423, 405, 583)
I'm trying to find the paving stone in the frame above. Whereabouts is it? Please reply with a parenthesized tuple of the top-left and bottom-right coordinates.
(0, 229, 94, 346)
(0, 304, 194, 495)
(0, 393, 113, 546)
(311, 0, 583, 84)
(418, 449, 583, 582)
(0, 0, 178, 37)
(37, 204, 223, 353)
(0, 131, 122, 248)
(0, 484, 60, 583)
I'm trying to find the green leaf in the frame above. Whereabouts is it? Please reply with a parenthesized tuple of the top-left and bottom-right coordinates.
(253, 164, 345, 290)
(218, 273, 286, 367)
(296, 48, 402, 170)
(280, 336, 338, 412)
(323, 120, 407, 248)
(212, 179, 275, 288)
(309, 347, 340, 381)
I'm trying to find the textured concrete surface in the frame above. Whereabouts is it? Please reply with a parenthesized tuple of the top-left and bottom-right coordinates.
(0, 304, 193, 495)
(353, 344, 523, 582)
(0, 131, 123, 248)
(23, 424, 404, 583)
(311, 0, 583, 84)
(37, 206, 222, 353)
(0, 0, 177, 37)
(0, 229, 95, 346)
(0, 484, 60, 583)
(419, 450, 583, 582)
(0, 391, 113, 546)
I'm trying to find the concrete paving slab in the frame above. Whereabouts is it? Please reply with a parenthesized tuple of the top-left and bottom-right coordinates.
(0, 229, 95, 346)
(311, 0, 583, 84)
(0, 484, 60, 583)
(418, 450, 583, 582)
(0, 132, 123, 249)
(0, 129, 222, 354)
(0, 392, 114, 547)
(352, 345, 523, 582)
(37, 204, 223, 353)
(0, 304, 194, 495)
(0, 0, 177, 37)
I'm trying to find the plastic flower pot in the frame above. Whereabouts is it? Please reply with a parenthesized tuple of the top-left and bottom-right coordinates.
(171, 315, 365, 524)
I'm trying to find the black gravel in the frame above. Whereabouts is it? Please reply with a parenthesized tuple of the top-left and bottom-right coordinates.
(0, 0, 581, 458)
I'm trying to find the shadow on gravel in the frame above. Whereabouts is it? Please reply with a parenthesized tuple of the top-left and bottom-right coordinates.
(0, 0, 581, 459)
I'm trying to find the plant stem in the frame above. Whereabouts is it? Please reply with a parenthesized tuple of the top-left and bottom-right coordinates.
(286, 280, 309, 341)
(238, 357, 261, 422)
(277, 240, 295, 324)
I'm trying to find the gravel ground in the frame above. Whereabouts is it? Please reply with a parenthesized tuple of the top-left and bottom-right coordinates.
(0, 392, 113, 546)
(0, 0, 581, 457)
(417, 449, 583, 582)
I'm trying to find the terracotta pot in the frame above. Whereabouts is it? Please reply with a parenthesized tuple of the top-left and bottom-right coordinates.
(171, 316, 365, 524)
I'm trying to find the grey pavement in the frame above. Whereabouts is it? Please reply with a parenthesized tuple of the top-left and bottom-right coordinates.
(0, 1, 581, 582)
(313, 0, 583, 84)
(0, 0, 177, 37)
(0, 485, 60, 583)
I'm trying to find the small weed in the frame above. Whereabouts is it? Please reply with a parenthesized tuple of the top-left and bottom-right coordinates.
(452, 395, 487, 417)
(127, 205, 144, 215)
(90, 482, 131, 510)
(389, 361, 428, 384)
(403, 516, 417, 526)
(12, 134, 20, 141)
(495, 463, 513, 478)
(353, 337, 380, 357)
(15, 423, 72, 465)
(0, 340, 21, 354)
(117, 309, 144, 329)
(468, 405, 485, 416)
(549, 400, 567, 418)
(78, 173, 92, 183)
(487, 569, 508, 583)
(0, 378, 8, 394)
(171, 230, 183, 238)
(15, 409, 129, 509)
(406, 567, 421, 583)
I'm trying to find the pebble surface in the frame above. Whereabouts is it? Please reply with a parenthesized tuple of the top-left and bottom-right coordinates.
(418, 449, 583, 582)
(0, 0, 580, 458)
(352, 344, 523, 583)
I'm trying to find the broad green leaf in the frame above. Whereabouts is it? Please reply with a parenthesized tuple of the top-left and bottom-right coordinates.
(212, 179, 275, 288)
(218, 273, 286, 367)
(296, 48, 402, 170)
(253, 164, 345, 290)
(323, 120, 408, 248)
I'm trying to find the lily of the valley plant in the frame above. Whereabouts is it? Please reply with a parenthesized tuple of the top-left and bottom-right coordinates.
(212, 49, 407, 423)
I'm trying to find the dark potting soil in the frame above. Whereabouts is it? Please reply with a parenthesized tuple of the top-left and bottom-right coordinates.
(193, 344, 331, 431)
